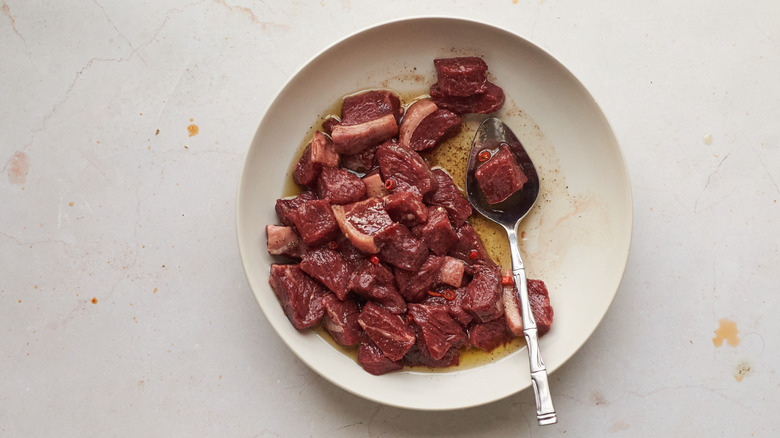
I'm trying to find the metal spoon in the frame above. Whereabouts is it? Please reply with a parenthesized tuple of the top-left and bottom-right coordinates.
(465, 117, 557, 425)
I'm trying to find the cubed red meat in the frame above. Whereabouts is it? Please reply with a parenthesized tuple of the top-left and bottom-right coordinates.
(448, 223, 495, 266)
(331, 197, 394, 254)
(430, 81, 505, 115)
(376, 140, 437, 197)
(299, 247, 352, 300)
(468, 317, 512, 352)
(425, 169, 472, 228)
(416, 206, 458, 256)
(375, 224, 428, 272)
(475, 144, 528, 204)
(331, 90, 402, 154)
(293, 131, 340, 187)
(463, 264, 504, 323)
(322, 293, 362, 346)
(358, 334, 403, 375)
(274, 191, 318, 227)
(316, 167, 367, 205)
(358, 302, 416, 362)
(433, 57, 489, 97)
(528, 279, 554, 336)
(348, 259, 406, 314)
(287, 199, 341, 246)
(268, 264, 326, 330)
(408, 109, 462, 152)
(408, 303, 468, 360)
(394, 255, 445, 303)
(399, 99, 438, 149)
(383, 191, 428, 227)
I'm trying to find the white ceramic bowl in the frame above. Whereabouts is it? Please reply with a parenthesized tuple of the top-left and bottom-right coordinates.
(237, 17, 632, 410)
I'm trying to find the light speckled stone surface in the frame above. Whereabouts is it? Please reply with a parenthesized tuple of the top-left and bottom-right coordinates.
(2, 1, 778, 436)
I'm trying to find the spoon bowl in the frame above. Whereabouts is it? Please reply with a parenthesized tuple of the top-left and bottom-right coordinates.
(466, 117, 557, 425)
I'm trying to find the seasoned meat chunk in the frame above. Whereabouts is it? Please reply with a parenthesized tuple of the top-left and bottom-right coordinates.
(288, 199, 341, 246)
(463, 264, 504, 323)
(322, 293, 362, 346)
(268, 264, 326, 330)
(415, 206, 458, 256)
(348, 259, 406, 314)
(358, 334, 403, 375)
(448, 223, 494, 267)
(408, 303, 468, 360)
(475, 144, 528, 204)
(399, 99, 438, 149)
(395, 255, 445, 303)
(331, 197, 394, 254)
(331, 90, 402, 154)
(468, 317, 512, 352)
(358, 302, 416, 362)
(300, 247, 352, 300)
(430, 81, 505, 115)
(383, 191, 428, 227)
(433, 57, 489, 97)
(274, 191, 318, 227)
(376, 140, 437, 196)
(293, 131, 339, 187)
(425, 169, 472, 228)
(375, 224, 428, 272)
(408, 109, 462, 152)
(316, 167, 367, 205)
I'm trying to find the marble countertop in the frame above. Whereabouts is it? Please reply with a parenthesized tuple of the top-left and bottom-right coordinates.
(2, 1, 778, 436)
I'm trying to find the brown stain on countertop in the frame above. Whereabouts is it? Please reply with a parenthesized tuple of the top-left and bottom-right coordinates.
(734, 360, 752, 382)
(187, 123, 199, 137)
(713, 318, 739, 347)
(6, 150, 30, 185)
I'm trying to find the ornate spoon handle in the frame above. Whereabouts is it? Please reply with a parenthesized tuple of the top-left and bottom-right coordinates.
(506, 227, 557, 425)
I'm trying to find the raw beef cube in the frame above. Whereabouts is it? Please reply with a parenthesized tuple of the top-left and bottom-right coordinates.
(383, 191, 428, 227)
(475, 144, 528, 204)
(399, 99, 438, 149)
(322, 293, 362, 346)
(439, 256, 466, 287)
(528, 279, 554, 336)
(376, 140, 437, 196)
(274, 191, 318, 226)
(433, 57, 489, 97)
(421, 286, 473, 327)
(265, 225, 305, 259)
(448, 223, 495, 266)
(316, 167, 367, 205)
(331, 197, 394, 254)
(416, 206, 458, 256)
(341, 90, 404, 125)
(358, 334, 403, 375)
(468, 317, 512, 352)
(299, 247, 352, 300)
(362, 172, 388, 198)
(268, 264, 326, 330)
(395, 255, 445, 303)
(348, 259, 406, 314)
(358, 302, 416, 361)
(430, 81, 505, 115)
(408, 303, 468, 360)
(463, 264, 504, 323)
(334, 234, 367, 268)
(331, 90, 402, 154)
(340, 143, 379, 174)
(375, 224, 428, 272)
(404, 322, 461, 368)
(288, 199, 340, 246)
(408, 109, 462, 152)
(293, 131, 339, 187)
(425, 169, 472, 227)
(501, 271, 555, 337)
